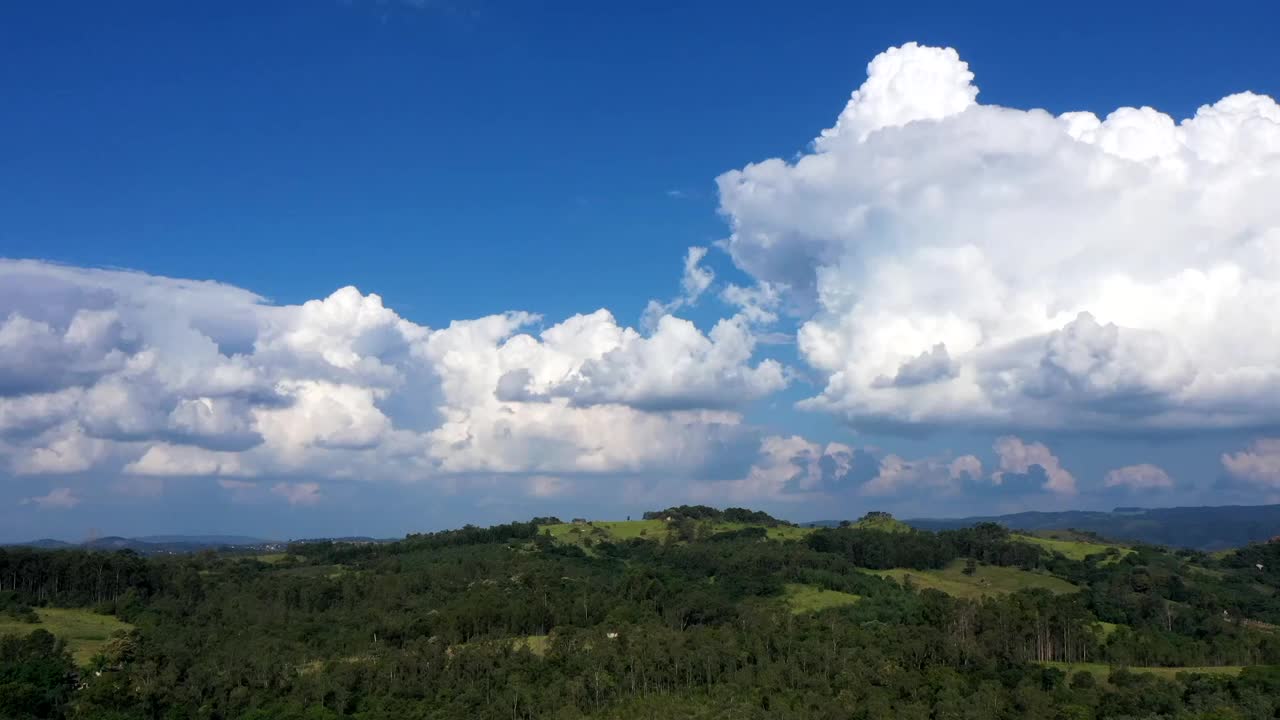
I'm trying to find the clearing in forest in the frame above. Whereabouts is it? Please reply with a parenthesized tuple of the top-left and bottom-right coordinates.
(783, 584, 862, 614)
(0, 607, 133, 666)
(874, 559, 1078, 599)
(1045, 661, 1245, 680)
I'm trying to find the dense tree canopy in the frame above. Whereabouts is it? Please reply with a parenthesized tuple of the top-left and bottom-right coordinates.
(4, 512, 1280, 719)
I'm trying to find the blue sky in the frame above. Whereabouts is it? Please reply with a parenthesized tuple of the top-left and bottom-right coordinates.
(2, 1, 1279, 541)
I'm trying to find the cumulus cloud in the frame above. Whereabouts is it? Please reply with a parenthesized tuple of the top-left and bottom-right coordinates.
(717, 41, 1280, 433)
(535, 314, 786, 411)
(1222, 439, 1280, 489)
(526, 475, 571, 498)
(0, 259, 778, 493)
(704, 435, 859, 502)
(991, 436, 1077, 494)
(948, 454, 983, 481)
(1103, 463, 1174, 490)
(272, 482, 321, 506)
(860, 452, 984, 496)
(21, 487, 80, 509)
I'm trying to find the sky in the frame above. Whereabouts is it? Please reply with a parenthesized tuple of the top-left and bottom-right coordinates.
(2, 0, 1279, 541)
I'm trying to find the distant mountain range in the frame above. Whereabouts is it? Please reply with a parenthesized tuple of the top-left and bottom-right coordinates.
(900, 504, 1280, 551)
(2, 534, 395, 555)
(12, 504, 1280, 554)
(5, 535, 280, 555)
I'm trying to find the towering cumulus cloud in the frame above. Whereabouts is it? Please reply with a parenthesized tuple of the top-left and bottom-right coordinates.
(719, 42, 1280, 433)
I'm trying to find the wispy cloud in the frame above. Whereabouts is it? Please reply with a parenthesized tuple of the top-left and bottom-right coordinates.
(21, 487, 80, 510)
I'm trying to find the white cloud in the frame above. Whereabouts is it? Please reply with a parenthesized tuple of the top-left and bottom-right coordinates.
(717, 42, 1280, 433)
(700, 434, 855, 502)
(948, 454, 983, 481)
(535, 314, 786, 411)
(1222, 439, 1280, 489)
(10, 424, 108, 475)
(526, 475, 570, 498)
(21, 487, 80, 509)
(992, 436, 1077, 494)
(861, 452, 983, 496)
(125, 444, 250, 477)
(0, 259, 778, 492)
(272, 482, 321, 506)
(1103, 463, 1174, 490)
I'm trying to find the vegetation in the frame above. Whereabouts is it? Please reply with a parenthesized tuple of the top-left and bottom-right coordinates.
(5, 509, 1280, 718)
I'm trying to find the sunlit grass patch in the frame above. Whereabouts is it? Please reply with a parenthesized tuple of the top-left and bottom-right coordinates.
(0, 607, 134, 666)
(875, 560, 1078, 599)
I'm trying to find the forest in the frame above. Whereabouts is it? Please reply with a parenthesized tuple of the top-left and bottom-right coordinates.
(4, 508, 1280, 719)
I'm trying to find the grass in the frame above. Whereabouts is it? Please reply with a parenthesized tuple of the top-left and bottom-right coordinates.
(542, 520, 667, 545)
(514, 635, 549, 656)
(783, 584, 861, 614)
(253, 553, 292, 564)
(1045, 662, 1245, 680)
(874, 559, 1078, 599)
(0, 608, 134, 666)
(1015, 532, 1133, 564)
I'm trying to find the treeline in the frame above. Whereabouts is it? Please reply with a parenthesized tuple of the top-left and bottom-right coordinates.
(0, 547, 161, 608)
(289, 521, 543, 564)
(806, 522, 1043, 570)
(641, 505, 786, 526)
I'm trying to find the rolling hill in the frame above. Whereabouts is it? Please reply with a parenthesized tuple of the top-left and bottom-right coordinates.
(904, 504, 1280, 550)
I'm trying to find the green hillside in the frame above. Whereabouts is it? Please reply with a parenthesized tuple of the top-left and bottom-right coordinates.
(1015, 531, 1133, 563)
(852, 511, 914, 533)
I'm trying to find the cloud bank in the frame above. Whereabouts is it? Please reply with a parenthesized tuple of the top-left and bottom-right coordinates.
(0, 260, 778, 496)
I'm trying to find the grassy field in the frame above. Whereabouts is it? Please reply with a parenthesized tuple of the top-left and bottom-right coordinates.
(543, 520, 667, 544)
(0, 608, 134, 665)
(1045, 662, 1245, 680)
(514, 635, 550, 656)
(874, 560, 1078, 599)
(253, 552, 292, 564)
(1015, 532, 1133, 563)
(783, 584, 861, 614)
